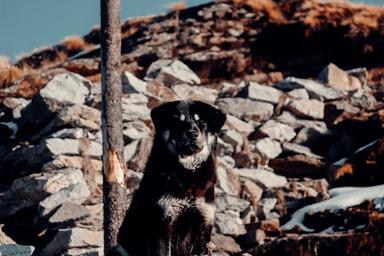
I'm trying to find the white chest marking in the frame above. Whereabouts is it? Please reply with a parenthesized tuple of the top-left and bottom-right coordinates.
(158, 196, 189, 222)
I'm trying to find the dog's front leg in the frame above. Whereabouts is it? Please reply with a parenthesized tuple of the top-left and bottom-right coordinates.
(148, 236, 171, 256)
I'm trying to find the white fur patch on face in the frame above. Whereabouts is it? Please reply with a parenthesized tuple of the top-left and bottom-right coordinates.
(178, 133, 215, 170)
(158, 195, 189, 222)
(180, 114, 186, 121)
(195, 198, 215, 225)
(194, 114, 200, 121)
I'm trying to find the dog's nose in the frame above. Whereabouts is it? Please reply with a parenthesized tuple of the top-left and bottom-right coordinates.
(187, 130, 199, 140)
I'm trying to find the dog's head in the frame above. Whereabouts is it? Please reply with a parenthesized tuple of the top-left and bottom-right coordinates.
(151, 101, 226, 169)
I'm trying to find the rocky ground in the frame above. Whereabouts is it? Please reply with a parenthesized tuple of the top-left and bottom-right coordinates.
(1, 0, 384, 255)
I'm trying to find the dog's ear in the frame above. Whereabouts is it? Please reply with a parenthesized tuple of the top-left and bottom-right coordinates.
(150, 101, 180, 132)
(192, 101, 226, 134)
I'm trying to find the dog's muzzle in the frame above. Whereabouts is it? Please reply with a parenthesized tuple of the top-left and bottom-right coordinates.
(179, 129, 203, 155)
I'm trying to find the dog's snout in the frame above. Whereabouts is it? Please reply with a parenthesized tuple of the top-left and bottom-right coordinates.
(187, 130, 199, 140)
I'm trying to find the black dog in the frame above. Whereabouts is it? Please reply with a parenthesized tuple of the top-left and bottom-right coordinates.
(118, 100, 226, 256)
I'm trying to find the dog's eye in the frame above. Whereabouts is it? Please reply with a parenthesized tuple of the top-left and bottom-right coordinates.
(173, 114, 185, 121)
(193, 114, 200, 121)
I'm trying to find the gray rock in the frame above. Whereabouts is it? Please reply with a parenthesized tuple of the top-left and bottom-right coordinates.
(48, 202, 90, 224)
(76, 203, 103, 231)
(350, 89, 378, 110)
(172, 84, 218, 104)
(233, 168, 287, 188)
(39, 177, 91, 217)
(243, 179, 263, 205)
(0, 137, 101, 182)
(270, 154, 326, 178)
(288, 99, 324, 119)
(216, 194, 250, 213)
(50, 128, 86, 139)
(0, 244, 35, 256)
(282, 142, 322, 159)
(0, 168, 90, 220)
(122, 71, 147, 94)
(276, 111, 329, 134)
(259, 120, 296, 142)
(275, 77, 344, 101)
(18, 73, 92, 136)
(221, 130, 243, 153)
(124, 140, 140, 163)
(317, 63, 361, 91)
(246, 82, 283, 104)
(215, 212, 247, 236)
(2, 97, 30, 119)
(40, 228, 103, 256)
(0, 225, 15, 244)
(254, 138, 282, 159)
(287, 88, 309, 99)
(225, 114, 254, 135)
(346, 67, 368, 87)
(123, 93, 148, 105)
(123, 120, 151, 142)
(42, 155, 102, 173)
(211, 234, 242, 254)
(293, 126, 331, 148)
(258, 198, 278, 219)
(31, 104, 101, 141)
(145, 59, 201, 85)
(63, 247, 103, 256)
(212, 252, 230, 256)
(122, 98, 150, 121)
(216, 98, 274, 122)
(40, 73, 91, 106)
(216, 167, 241, 196)
(216, 138, 235, 156)
(43, 138, 102, 158)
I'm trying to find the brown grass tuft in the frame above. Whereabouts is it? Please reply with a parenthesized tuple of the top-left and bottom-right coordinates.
(11, 74, 48, 99)
(167, 0, 186, 12)
(61, 35, 87, 51)
(233, 0, 286, 22)
(0, 65, 24, 88)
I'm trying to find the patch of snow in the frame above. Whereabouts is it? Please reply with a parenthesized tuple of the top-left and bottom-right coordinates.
(333, 157, 347, 167)
(321, 226, 334, 233)
(282, 184, 384, 232)
(2, 121, 18, 138)
(333, 140, 378, 166)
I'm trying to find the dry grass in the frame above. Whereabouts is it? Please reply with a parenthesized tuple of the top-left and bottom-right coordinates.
(61, 35, 87, 51)
(167, 0, 187, 12)
(295, 0, 384, 35)
(10, 74, 48, 99)
(233, 0, 286, 22)
(0, 65, 24, 88)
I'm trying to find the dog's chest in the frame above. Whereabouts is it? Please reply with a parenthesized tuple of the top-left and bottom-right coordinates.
(157, 196, 215, 225)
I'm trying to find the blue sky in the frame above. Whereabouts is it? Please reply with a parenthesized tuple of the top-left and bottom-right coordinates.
(0, 0, 381, 61)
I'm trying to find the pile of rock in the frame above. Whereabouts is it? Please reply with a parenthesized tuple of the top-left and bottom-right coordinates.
(1, 56, 383, 255)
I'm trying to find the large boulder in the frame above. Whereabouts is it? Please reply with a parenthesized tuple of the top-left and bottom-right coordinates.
(216, 98, 274, 122)
(40, 227, 103, 256)
(0, 168, 90, 220)
(275, 77, 344, 101)
(17, 73, 92, 136)
(0, 138, 102, 182)
(242, 82, 283, 104)
(145, 59, 201, 85)
(233, 168, 288, 189)
(317, 63, 361, 91)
